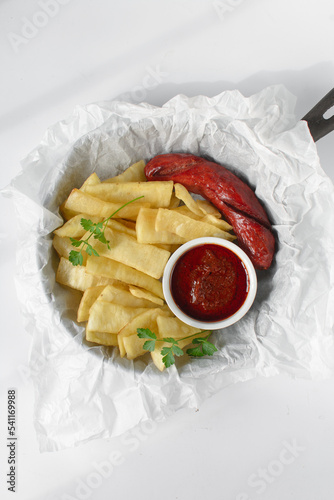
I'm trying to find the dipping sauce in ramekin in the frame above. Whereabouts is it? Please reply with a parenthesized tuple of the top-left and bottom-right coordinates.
(162, 237, 257, 330)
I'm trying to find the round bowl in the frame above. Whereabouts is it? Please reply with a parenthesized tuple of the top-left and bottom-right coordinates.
(162, 237, 257, 330)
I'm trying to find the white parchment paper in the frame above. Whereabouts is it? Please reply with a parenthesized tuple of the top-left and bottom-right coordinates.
(3, 85, 334, 451)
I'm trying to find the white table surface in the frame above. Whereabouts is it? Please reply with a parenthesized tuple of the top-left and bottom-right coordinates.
(1, 1, 334, 499)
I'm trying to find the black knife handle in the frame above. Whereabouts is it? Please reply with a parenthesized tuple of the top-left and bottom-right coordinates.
(302, 88, 334, 142)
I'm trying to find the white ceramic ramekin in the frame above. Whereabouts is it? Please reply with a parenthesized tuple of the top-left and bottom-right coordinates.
(162, 237, 257, 330)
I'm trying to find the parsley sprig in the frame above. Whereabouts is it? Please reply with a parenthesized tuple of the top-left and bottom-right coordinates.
(69, 196, 144, 266)
(137, 328, 217, 368)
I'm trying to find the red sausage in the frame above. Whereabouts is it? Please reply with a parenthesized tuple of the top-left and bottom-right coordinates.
(145, 153, 275, 269)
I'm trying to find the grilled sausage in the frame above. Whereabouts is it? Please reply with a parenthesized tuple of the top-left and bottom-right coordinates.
(145, 153, 275, 269)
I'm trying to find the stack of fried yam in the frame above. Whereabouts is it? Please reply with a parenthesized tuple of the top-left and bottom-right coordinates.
(53, 160, 235, 370)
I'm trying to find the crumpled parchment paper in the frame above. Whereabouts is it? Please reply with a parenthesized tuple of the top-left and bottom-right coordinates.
(3, 85, 334, 451)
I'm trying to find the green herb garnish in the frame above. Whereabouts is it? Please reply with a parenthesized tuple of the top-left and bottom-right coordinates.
(137, 328, 217, 368)
(69, 196, 144, 266)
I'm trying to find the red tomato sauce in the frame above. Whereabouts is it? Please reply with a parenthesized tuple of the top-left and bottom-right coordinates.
(171, 244, 249, 322)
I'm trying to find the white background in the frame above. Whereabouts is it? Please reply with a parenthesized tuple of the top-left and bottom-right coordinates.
(1, 1, 334, 499)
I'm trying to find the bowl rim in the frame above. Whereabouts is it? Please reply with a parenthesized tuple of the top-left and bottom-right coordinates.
(162, 237, 258, 330)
